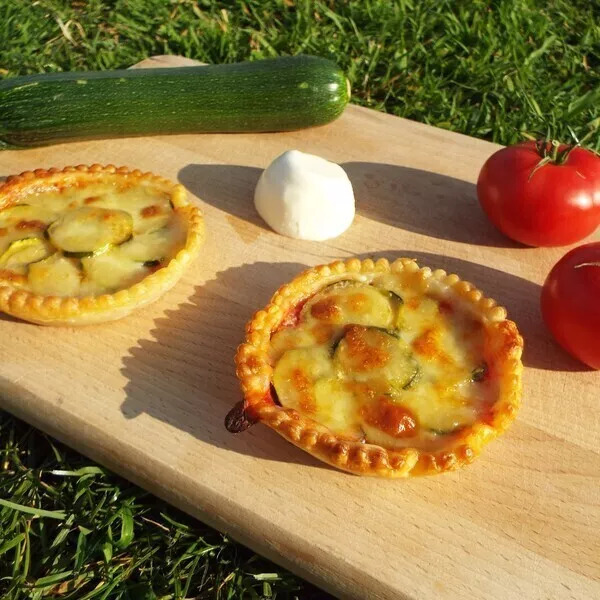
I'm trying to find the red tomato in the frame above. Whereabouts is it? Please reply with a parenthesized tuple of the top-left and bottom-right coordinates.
(477, 141, 600, 246)
(541, 243, 600, 369)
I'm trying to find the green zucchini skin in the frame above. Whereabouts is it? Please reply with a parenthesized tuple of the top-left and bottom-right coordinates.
(0, 55, 350, 149)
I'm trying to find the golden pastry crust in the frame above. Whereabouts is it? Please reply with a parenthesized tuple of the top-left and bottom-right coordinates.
(0, 164, 204, 325)
(231, 257, 523, 478)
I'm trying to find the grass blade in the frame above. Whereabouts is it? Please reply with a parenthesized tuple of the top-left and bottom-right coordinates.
(0, 532, 25, 556)
(0, 498, 66, 520)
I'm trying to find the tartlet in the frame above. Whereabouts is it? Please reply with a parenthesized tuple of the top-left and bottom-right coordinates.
(228, 258, 523, 477)
(0, 165, 204, 325)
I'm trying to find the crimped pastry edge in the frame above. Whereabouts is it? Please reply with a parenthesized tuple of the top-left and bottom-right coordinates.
(233, 257, 523, 478)
(0, 164, 205, 326)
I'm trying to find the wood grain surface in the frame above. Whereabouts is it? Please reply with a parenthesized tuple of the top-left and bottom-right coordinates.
(0, 56, 598, 600)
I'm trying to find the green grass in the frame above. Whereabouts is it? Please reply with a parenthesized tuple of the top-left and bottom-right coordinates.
(0, 1, 599, 598)
(0, 414, 327, 599)
(1, 0, 599, 147)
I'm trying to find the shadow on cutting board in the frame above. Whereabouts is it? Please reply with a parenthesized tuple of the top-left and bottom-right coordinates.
(179, 160, 520, 250)
(0, 313, 21, 323)
(341, 162, 522, 249)
(176, 160, 583, 372)
(119, 261, 331, 470)
(119, 254, 586, 467)
(178, 163, 267, 232)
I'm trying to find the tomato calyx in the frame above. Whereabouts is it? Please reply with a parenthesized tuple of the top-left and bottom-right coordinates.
(534, 138, 573, 164)
(527, 139, 574, 181)
(528, 131, 599, 180)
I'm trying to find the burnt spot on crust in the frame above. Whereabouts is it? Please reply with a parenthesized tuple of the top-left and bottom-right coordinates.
(412, 327, 452, 365)
(16, 220, 46, 232)
(224, 400, 258, 433)
(361, 397, 418, 438)
(310, 295, 342, 322)
(0, 269, 27, 284)
(343, 325, 391, 371)
(438, 300, 454, 315)
(141, 205, 162, 218)
(346, 292, 369, 312)
(290, 368, 316, 413)
(484, 320, 523, 369)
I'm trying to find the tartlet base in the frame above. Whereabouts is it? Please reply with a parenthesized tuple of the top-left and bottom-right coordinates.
(233, 257, 523, 478)
(0, 164, 205, 326)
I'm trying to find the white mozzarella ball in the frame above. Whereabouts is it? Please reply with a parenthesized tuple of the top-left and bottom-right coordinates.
(254, 150, 355, 241)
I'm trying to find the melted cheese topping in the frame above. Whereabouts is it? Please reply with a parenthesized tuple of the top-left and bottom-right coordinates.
(271, 280, 492, 451)
(0, 180, 187, 296)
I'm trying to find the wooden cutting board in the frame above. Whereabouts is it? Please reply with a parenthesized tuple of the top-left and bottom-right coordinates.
(0, 56, 598, 600)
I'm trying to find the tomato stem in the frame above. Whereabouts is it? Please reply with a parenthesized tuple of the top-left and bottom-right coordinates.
(534, 137, 574, 164)
(530, 137, 582, 179)
(533, 128, 599, 167)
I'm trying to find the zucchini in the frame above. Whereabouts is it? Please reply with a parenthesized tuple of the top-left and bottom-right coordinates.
(0, 204, 54, 227)
(0, 238, 52, 268)
(81, 250, 148, 291)
(0, 55, 350, 148)
(28, 254, 81, 297)
(383, 289, 403, 305)
(47, 207, 133, 253)
(62, 246, 112, 259)
(272, 346, 335, 411)
(302, 283, 394, 328)
(428, 426, 465, 436)
(118, 227, 176, 263)
(334, 326, 418, 390)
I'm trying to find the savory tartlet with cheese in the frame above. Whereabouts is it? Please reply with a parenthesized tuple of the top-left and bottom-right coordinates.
(228, 257, 523, 477)
(0, 165, 204, 325)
